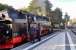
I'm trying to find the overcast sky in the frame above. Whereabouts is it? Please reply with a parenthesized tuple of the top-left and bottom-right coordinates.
(50, 0, 76, 19)
(0, 0, 32, 9)
(0, 0, 76, 19)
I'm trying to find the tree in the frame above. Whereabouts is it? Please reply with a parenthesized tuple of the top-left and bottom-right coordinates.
(21, 0, 52, 16)
(45, 0, 52, 16)
(64, 13, 70, 25)
(45, 0, 54, 32)
(54, 8, 62, 24)
(19, 9, 28, 14)
(23, 0, 42, 15)
(0, 3, 14, 11)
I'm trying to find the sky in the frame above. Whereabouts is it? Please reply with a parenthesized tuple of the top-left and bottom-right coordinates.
(50, 0, 76, 19)
(0, 0, 32, 9)
(0, 0, 76, 19)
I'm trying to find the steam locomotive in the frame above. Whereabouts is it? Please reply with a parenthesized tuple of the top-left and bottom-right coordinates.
(0, 14, 51, 50)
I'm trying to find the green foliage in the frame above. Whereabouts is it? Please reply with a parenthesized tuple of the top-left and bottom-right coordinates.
(21, 0, 42, 15)
(0, 3, 13, 11)
(21, 0, 52, 15)
(19, 9, 28, 13)
(62, 13, 70, 26)
(45, 0, 52, 12)
(45, 0, 52, 16)
(64, 13, 70, 22)
(25, 0, 38, 12)
(55, 8, 62, 17)
(50, 8, 63, 27)
(54, 8, 62, 23)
